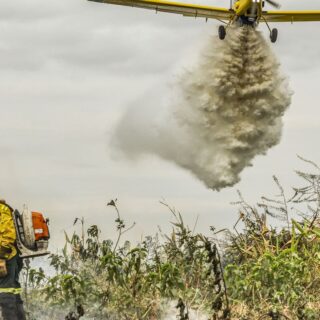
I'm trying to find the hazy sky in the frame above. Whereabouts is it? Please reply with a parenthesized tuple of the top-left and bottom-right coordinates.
(0, 0, 320, 253)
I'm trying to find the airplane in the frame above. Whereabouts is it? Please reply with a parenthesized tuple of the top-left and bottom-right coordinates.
(88, 0, 320, 43)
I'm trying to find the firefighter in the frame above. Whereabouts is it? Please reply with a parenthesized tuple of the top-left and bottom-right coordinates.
(0, 199, 27, 320)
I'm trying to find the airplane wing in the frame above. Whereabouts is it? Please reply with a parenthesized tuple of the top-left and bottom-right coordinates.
(262, 11, 320, 23)
(88, 0, 233, 21)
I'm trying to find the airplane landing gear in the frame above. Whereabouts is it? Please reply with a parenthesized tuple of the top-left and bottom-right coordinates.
(218, 25, 226, 40)
(270, 28, 278, 43)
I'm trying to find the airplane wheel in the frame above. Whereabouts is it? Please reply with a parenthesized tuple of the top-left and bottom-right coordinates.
(270, 28, 278, 43)
(218, 25, 226, 40)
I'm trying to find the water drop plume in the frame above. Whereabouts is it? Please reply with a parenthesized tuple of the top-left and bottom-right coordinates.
(112, 26, 292, 190)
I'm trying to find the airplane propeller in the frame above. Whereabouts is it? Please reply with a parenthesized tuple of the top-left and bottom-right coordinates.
(265, 0, 281, 9)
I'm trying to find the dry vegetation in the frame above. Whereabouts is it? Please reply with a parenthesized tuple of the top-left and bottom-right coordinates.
(23, 159, 320, 320)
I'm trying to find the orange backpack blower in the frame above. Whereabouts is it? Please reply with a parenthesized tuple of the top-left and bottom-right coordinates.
(13, 207, 50, 258)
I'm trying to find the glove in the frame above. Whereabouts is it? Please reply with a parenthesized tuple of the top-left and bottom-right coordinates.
(0, 259, 7, 278)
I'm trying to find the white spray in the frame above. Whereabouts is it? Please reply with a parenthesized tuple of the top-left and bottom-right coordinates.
(113, 26, 292, 190)
(161, 301, 209, 320)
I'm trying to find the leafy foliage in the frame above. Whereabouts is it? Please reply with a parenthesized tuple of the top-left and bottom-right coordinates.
(23, 160, 320, 319)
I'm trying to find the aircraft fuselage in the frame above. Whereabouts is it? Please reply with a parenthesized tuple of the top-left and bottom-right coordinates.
(218, 0, 278, 42)
(233, 0, 262, 26)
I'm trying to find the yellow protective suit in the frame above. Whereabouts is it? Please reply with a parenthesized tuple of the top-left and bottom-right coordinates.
(0, 203, 17, 260)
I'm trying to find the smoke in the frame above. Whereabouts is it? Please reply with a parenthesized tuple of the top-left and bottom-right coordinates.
(112, 26, 292, 190)
(161, 301, 209, 320)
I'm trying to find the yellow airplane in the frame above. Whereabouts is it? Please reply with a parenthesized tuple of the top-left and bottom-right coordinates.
(88, 0, 320, 43)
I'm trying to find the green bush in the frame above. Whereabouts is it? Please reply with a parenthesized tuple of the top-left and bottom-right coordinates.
(23, 159, 320, 320)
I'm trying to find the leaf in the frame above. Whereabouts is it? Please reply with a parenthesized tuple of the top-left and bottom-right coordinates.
(107, 199, 117, 207)
(64, 231, 71, 244)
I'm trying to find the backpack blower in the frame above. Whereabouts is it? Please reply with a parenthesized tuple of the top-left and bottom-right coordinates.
(13, 206, 50, 258)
